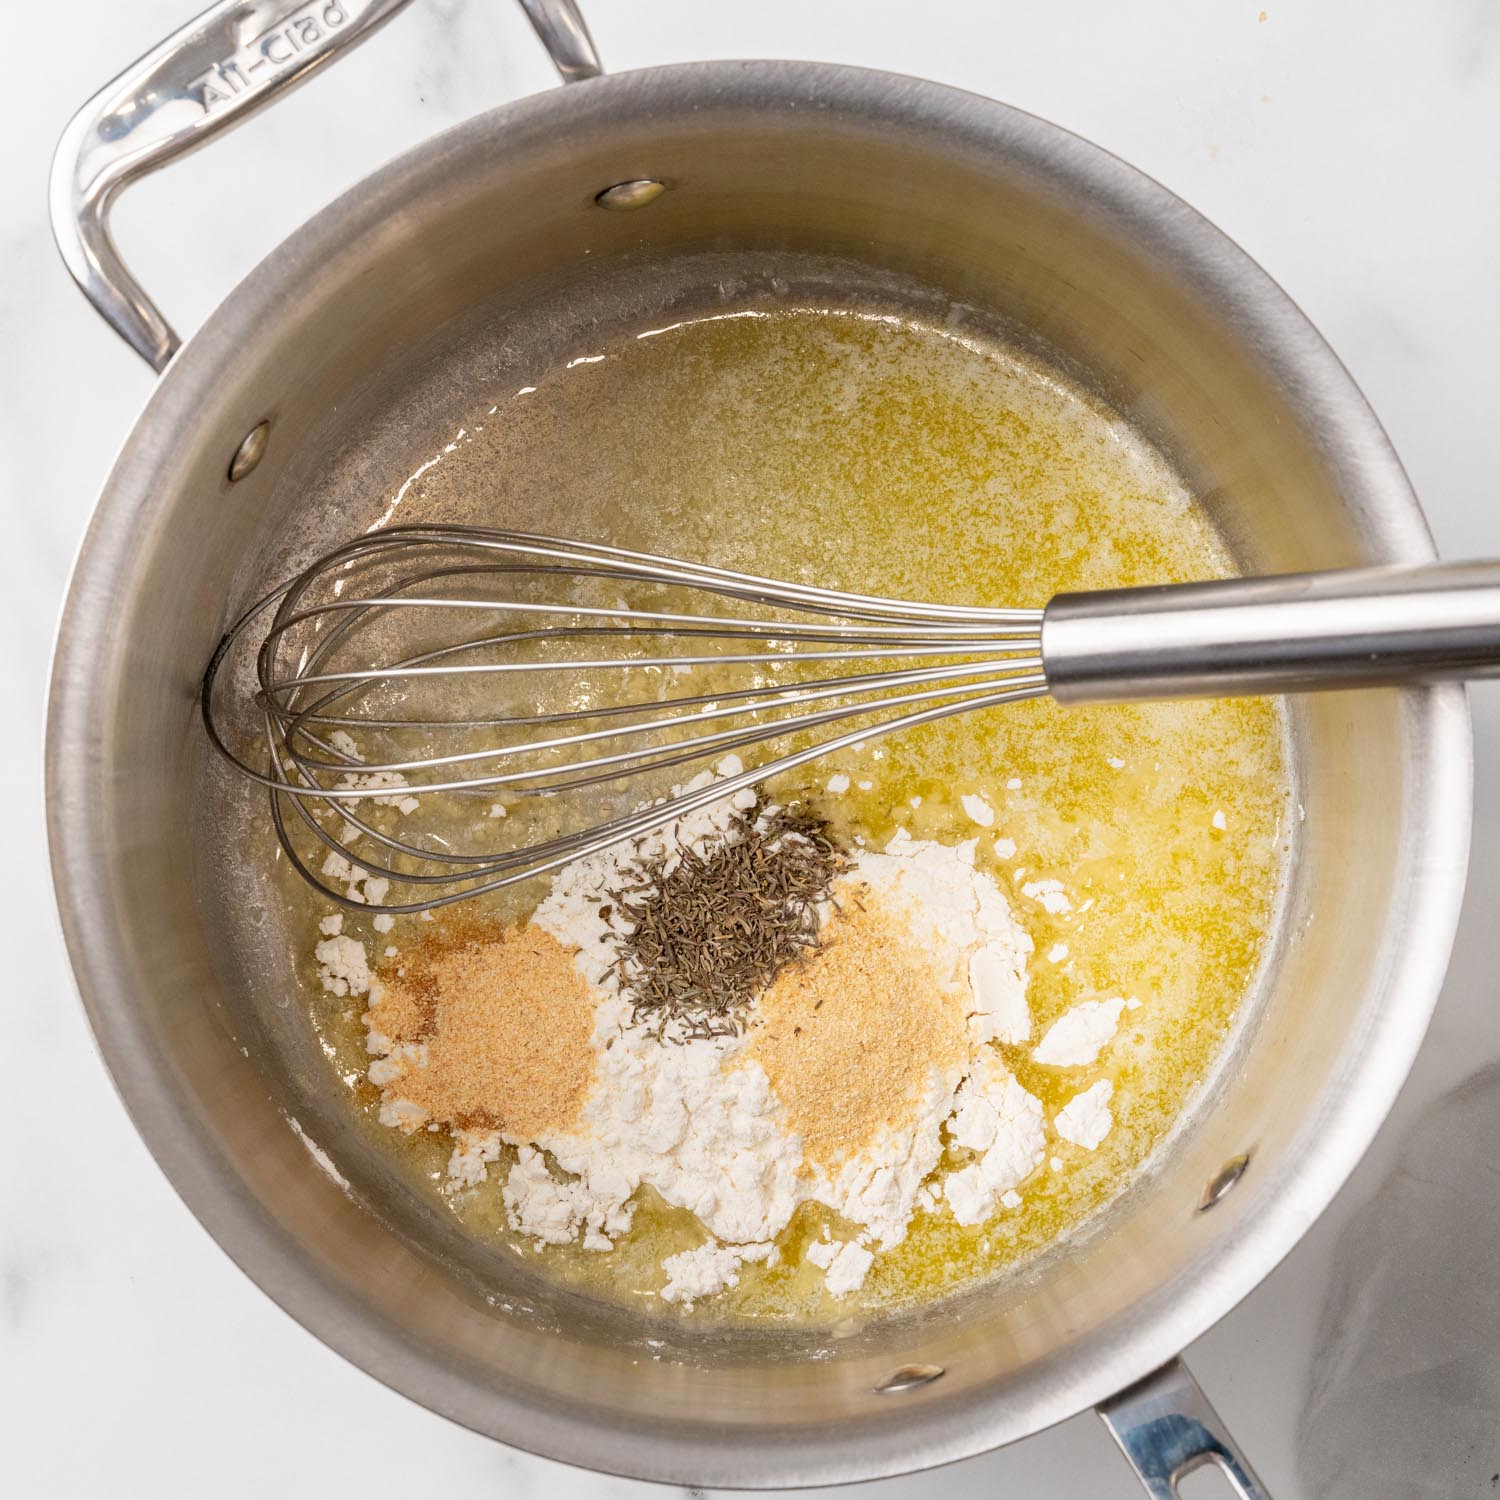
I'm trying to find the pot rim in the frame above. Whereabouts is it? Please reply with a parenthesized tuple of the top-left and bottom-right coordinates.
(46, 58, 1473, 1487)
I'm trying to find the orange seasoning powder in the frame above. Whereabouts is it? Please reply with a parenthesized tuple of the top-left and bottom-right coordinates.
(367, 925, 597, 1137)
(746, 884, 970, 1173)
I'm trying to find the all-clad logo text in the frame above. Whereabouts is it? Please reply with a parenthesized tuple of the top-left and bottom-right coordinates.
(189, 2, 349, 110)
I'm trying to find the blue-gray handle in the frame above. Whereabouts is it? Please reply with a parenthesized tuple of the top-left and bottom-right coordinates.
(1098, 1359, 1270, 1499)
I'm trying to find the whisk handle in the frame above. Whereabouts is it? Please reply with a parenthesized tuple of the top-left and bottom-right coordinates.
(1041, 561, 1500, 703)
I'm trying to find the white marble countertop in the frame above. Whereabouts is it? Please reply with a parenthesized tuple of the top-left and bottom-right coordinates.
(5, 3, 1499, 1496)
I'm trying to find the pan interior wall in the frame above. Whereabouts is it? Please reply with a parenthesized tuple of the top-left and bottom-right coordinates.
(196, 250, 1293, 1358)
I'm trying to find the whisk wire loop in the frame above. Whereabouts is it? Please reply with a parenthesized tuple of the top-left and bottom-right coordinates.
(203, 525, 1046, 912)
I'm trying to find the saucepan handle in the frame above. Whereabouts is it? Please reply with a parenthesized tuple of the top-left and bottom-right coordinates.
(49, 0, 601, 372)
(1098, 1359, 1271, 1499)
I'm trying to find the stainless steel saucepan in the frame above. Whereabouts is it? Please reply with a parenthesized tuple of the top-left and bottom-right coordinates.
(46, 3, 1472, 1494)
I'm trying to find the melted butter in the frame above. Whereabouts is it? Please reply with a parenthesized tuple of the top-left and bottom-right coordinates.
(296, 306, 1289, 1325)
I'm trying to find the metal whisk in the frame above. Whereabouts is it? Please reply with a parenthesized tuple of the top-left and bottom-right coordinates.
(203, 524, 1500, 913)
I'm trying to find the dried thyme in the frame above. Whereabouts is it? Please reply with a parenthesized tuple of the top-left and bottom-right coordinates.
(605, 800, 852, 1040)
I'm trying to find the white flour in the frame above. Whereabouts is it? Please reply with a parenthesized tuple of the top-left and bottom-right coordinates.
(314, 933, 371, 998)
(1020, 877, 1073, 915)
(350, 760, 1124, 1308)
(805, 1238, 876, 1295)
(661, 1240, 777, 1304)
(961, 792, 996, 827)
(1033, 997, 1127, 1067)
(941, 1050, 1047, 1225)
(1055, 1080, 1115, 1149)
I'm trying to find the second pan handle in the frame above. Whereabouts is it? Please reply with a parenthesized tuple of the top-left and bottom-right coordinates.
(1098, 1359, 1270, 1499)
(49, 0, 600, 372)
(1042, 560, 1500, 702)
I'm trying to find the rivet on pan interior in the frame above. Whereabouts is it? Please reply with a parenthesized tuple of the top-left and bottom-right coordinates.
(875, 1363, 944, 1395)
(1198, 1152, 1251, 1212)
(594, 179, 667, 211)
(228, 420, 270, 482)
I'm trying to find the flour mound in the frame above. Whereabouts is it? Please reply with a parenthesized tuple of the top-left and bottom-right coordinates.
(502, 783, 1040, 1300)
(357, 763, 1069, 1305)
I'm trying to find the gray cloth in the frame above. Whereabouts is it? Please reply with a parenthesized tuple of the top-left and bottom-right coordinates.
(1297, 1065, 1500, 1498)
